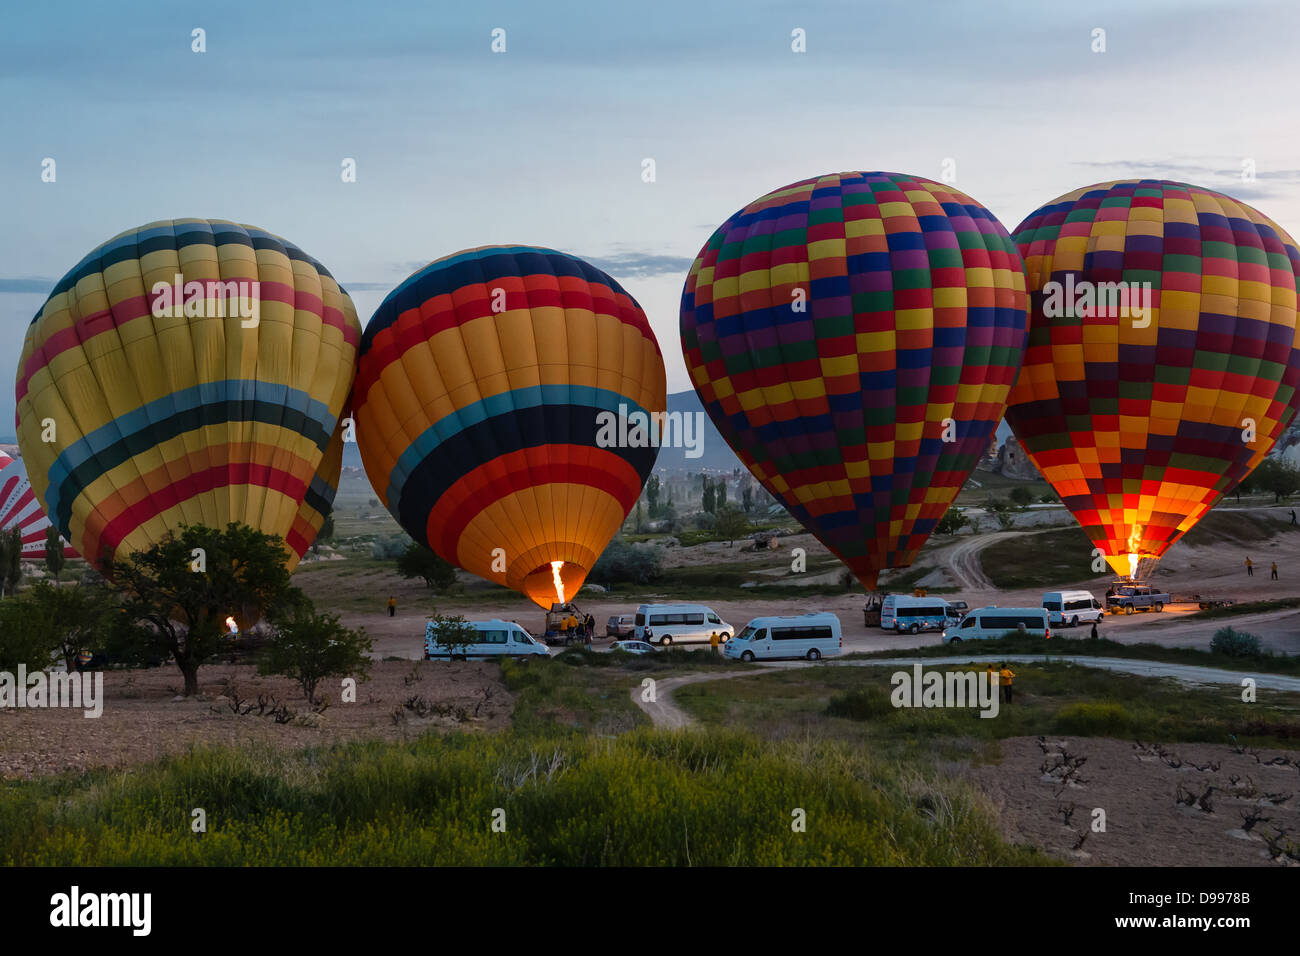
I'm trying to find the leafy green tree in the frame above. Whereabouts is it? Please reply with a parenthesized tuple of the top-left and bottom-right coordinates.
(742, 486, 754, 514)
(1249, 458, 1300, 503)
(396, 542, 457, 590)
(1008, 486, 1034, 509)
(259, 602, 372, 705)
(104, 523, 295, 696)
(0, 527, 22, 598)
(702, 478, 716, 514)
(714, 506, 749, 546)
(44, 527, 66, 581)
(646, 475, 660, 516)
(426, 610, 477, 659)
(590, 539, 663, 585)
(717, 481, 727, 509)
(0, 597, 58, 671)
(22, 580, 114, 671)
(935, 507, 969, 535)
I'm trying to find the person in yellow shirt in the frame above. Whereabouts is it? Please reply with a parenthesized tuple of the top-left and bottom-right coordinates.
(998, 663, 1016, 703)
(1246, 557, 1254, 577)
(710, 630, 720, 654)
(387, 596, 396, 618)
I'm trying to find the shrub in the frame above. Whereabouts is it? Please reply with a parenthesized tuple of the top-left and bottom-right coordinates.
(1210, 627, 1263, 657)
(1053, 701, 1132, 736)
(259, 604, 373, 705)
(589, 539, 662, 585)
(826, 687, 895, 721)
(370, 535, 408, 560)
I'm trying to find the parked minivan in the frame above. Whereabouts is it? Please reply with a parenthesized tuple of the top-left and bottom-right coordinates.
(942, 607, 1051, 643)
(633, 604, 732, 646)
(425, 619, 550, 660)
(881, 594, 951, 634)
(1042, 590, 1104, 627)
(725, 613, 842, 662)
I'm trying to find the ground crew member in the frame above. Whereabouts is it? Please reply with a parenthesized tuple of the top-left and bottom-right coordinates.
(1291, 509, 1297, 526)
(710, 630, 720, 654)
(387, 596, 396, 617)
(1090, 620, 1099, 640)
(986, 663, 996, 693)
(1246, 557, 1254, 576)
(1272, 562, 1279, 580)
(998, 664, 1016, 703)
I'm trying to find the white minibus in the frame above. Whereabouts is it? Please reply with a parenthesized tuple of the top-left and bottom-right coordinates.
(633, 604, 733, 646)
(725, 613, 842, 662)
(424, 619, 551, 660)
(882, 594, 952, 634)
(1041, 590, 1104, 627)
(942, 607, 1051, 644)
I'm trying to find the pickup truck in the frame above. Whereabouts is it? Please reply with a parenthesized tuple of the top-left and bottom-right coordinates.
(1106, 584, 1170, 614)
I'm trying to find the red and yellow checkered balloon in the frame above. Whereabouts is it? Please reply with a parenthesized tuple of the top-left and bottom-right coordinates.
(1005, 180, 1300, 578)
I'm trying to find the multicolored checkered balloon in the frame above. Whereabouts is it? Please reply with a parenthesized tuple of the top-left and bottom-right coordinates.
(1004, 180, 1300, 578)
(681, 172, 1029, 589)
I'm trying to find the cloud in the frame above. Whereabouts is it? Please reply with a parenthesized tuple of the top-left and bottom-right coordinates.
(574, 251, 696, 280)
(0, 278, 54, 294)
(340, 281, 397, 292)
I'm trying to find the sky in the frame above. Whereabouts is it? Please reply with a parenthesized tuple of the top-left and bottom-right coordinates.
(2, 0, 1299, 436)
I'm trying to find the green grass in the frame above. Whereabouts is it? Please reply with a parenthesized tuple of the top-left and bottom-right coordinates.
(1191, 596, 1300, 620)
(675, 662, 1300, 751)
(847, 633, 1300, 677)
(1179, 509, 1296, 547)
(0, 729, 1052, 866)
(980, 527, 1105, 589)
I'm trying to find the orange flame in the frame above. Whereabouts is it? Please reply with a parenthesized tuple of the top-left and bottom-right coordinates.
(225, 616, 238, 634)
(550, 560, 566, 605)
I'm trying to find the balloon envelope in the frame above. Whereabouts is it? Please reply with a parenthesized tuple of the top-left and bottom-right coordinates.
(0, 450, 77, 561)
(1004, 180, 1300, 577)
(15, 219, 360, 571)
(681, 172, 1029, 589)
(354, 246, 666, 608)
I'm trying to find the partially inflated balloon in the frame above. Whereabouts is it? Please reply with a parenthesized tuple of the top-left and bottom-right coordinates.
(0, 451, 77, 561)
(1004, 180, 1300, 578)
(15, 219, 360, 571)
(354, 246, 666, 608)
(681, 172, 1029, 589)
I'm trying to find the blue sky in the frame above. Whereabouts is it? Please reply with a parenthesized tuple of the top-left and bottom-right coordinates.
(3, 0, 1298, 435)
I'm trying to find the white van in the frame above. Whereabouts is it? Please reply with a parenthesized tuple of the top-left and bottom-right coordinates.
(942, 607, 1051, 644)
(725, 613, 842, 662)
(424, 619, 550, 660)
(1042, 590, 1104, 627)
(634, 604, 733, 646)
(881, 594, 952, 634)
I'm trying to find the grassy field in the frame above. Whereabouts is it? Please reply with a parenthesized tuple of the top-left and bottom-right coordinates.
(675, 661, 1300, 751)
(981, 527, 1102, 589)
(954, 472, 1053, 506)
(848, 632, 1300, 677)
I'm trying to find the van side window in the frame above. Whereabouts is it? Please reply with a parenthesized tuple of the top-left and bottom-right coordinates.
(961, 617, 975, 628)
(649, 614, 667, 626)
(635, 614, 645, 626)
(685, 614, 705, 626)
(707, 614, 721, 624)
(482, 629, 508, 644)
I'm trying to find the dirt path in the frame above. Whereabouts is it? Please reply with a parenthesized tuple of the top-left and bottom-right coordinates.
(631, 655, 1300, 728)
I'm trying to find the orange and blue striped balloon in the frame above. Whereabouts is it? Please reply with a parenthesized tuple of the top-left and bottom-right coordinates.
(353, 246, 666, 608)
(15, 219, 360, 571)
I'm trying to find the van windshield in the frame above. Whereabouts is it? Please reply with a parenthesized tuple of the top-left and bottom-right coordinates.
(736, 626, 757, 641)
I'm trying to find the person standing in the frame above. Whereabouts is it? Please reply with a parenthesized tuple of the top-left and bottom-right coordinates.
(710, 630, 721, 655)
(1090, 619, 1099, 640)
(1246, 557, 1254, 577)
(387, 596, 396, 617)
(1272, 562, 1279, 580)
(1291, 509, 1297, 526)
(998, 664, 1016, 703)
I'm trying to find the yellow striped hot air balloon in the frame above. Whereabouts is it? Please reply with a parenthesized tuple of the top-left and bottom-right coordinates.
(353, 246, 666, 608)
(15, 219, 360, 571)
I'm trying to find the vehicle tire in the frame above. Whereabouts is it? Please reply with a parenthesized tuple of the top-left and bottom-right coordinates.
(1125, 605, 1134, 615)
(909, 623, 920, 635)
(1154, 602, 1163, 612)
(741, 650, 755, 662)
(660, 635, 673, 647)
(807, 648, 821, 661)
(1071, 616, 1079, 627)
(948, 636, 962, 644)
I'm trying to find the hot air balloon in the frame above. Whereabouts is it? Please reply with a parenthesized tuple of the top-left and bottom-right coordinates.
(1004, 180, 1300, 579)
(0, 450, 77, 561)
(15, 219, 360, 572)
(681, 172, 1029, 589)
(353, 246, 666, 608)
